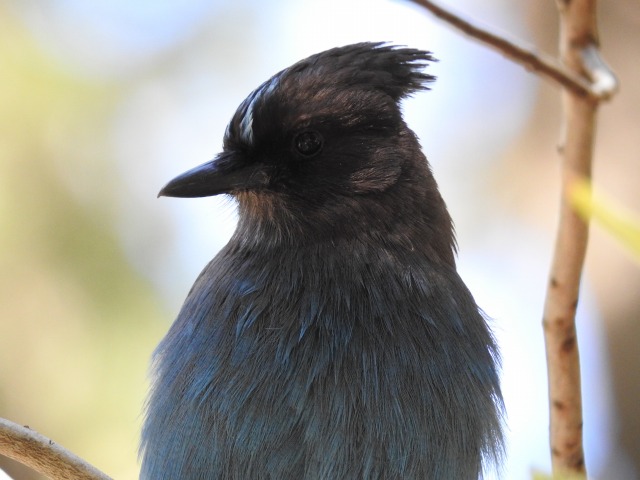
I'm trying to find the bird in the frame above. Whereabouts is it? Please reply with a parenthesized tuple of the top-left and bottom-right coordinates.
(140, 42, 504, 480)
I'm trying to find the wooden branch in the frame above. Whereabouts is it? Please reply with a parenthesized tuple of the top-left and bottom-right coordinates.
(540, 0, 610, 476)
(542, 105, 592, 476)
(0, 418, 112, 480)
(406, 0, 617, 100)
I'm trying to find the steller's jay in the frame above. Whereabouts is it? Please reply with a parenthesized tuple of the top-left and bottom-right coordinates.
(141, 42, 504, 479)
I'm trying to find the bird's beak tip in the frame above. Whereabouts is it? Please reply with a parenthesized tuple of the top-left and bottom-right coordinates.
(157, 181, 177, 198)
(156, 160, 220, 199)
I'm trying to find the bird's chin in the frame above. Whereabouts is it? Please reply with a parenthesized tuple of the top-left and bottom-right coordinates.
(235, 190, 280, 215)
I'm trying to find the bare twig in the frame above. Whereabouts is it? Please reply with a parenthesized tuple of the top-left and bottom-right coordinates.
(542, 108, 592, 476)
(406, 0, 617, 100)
(0, 418, 112, 480)
(540, 0, 610, 476)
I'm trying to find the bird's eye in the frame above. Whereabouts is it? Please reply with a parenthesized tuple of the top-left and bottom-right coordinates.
(293, 130, 323, 157)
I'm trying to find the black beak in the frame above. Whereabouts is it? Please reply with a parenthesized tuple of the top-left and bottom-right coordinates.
(158, 152, 268, 198)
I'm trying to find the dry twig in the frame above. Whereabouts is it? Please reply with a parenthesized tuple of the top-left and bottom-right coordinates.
(407, 0, 616, 100)
(541, 0, 615, 476)
(0, 418, 112, 480)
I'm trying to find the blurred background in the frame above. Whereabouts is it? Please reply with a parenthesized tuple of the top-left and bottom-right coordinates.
(0, 0, 638, 478)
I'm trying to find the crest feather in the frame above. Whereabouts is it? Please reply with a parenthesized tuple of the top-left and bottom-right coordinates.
(289, 42, 437, 100)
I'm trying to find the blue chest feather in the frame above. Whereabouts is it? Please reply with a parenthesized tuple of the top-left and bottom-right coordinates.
(140, 243, 503, 479)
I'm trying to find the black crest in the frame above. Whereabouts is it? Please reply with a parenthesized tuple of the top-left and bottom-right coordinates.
(283, 42, 437, 101)
(227, 42, 437, 147)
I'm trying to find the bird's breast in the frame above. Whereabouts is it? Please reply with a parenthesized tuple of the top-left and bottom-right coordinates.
(142, 242, 500, 479)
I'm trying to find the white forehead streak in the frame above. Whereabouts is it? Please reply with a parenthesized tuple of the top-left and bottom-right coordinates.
(239, 106, 254, 145)
(239, 76, 280, 146)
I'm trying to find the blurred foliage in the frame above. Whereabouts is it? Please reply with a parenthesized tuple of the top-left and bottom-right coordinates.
(0, 5, 166, 479)
(569, 176, 640, 265)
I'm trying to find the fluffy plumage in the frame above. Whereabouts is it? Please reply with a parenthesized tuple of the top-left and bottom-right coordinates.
(141, 42, 504, 479)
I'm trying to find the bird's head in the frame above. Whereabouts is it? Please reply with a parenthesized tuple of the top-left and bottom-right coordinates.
(160, 42, 455, 263)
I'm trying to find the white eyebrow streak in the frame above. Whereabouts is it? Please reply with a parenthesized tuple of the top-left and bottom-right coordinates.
(239, 76, 280, 146)
(239, 105, 254, 145)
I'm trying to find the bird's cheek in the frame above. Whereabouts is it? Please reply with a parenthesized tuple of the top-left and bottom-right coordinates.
(349, 165, 402, 194)
(245, 167, 272, 190)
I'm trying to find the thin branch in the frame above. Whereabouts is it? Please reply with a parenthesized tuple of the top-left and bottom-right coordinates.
(0, 418, 112, 480)
(540, 0, 606, 474)
(406, 0, 616, 100)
